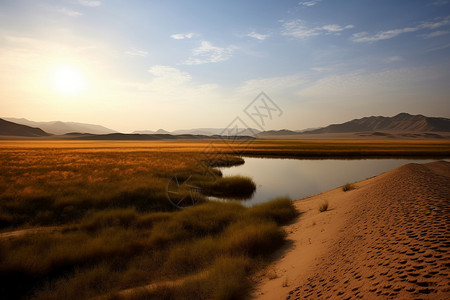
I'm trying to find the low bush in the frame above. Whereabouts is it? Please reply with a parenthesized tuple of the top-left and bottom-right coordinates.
(248, 197, 299, 225)
(221, 220, 286, 256)
(319, 201, 329, 212)
(342, 183, 356, 192)
(199, 176, 256, 199)
(1, 199, 299, 300)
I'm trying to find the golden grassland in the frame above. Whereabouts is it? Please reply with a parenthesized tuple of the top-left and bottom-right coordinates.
(1, 139, 448, 156)
(0, 140, 448, 300)
(0, 141, 296, 300)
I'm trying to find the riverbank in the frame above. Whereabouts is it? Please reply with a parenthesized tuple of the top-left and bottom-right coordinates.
(254, 161, 450, 299)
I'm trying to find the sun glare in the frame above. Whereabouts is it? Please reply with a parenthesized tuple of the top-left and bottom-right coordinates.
(51, 65, 86, 94)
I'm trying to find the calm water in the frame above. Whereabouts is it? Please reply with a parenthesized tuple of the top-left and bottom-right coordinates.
(218, 158, 443, 206)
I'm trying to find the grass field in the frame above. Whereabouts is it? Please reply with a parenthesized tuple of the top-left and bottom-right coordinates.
(1, 139, 448, 156)
(0, 140, 448, 299)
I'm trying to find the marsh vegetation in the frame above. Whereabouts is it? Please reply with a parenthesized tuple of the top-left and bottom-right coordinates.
(0, 142, 296, 300)
(0, 140, 447, 299)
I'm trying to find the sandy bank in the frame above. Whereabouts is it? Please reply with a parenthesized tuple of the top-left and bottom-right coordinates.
(254, 161, 450, 299)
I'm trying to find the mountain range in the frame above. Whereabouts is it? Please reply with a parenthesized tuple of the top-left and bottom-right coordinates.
(0, 118, 49, 137)
(4, 118, 117, 135)
(1, 113, 449, 139)
(133, 128, 261, 136)
(258, 113, 450, 137)
(304, 113, 450, 134)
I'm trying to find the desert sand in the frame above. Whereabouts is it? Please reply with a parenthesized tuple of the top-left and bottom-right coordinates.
(254, 161, 450, 299)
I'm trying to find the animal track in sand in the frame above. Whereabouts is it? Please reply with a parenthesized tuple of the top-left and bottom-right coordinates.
(284, 162, 450, 299)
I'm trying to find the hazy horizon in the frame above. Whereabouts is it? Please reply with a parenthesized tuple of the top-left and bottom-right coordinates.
(2, 111, 449, 134)
(1, 0, 450, 132)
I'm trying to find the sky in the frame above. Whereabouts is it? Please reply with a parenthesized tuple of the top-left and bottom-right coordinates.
(1, 0, 449, 132)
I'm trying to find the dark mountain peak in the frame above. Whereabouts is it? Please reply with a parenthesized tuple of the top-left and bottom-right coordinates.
(394, 112, 412, 118)
(258, 129, 298, 136)
(0, 118, 50, 137)
(392, 112, 423, 121)
(303, 113, 450, 134)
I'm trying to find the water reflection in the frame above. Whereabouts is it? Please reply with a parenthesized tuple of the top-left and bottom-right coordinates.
(218, 158, 442, 206)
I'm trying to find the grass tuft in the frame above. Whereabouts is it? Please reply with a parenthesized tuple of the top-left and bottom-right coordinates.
(198, 176, 256, 199)
(319, 201, 329, 212)
(342, 183, 356, 192)
(247, 197, 299, 225)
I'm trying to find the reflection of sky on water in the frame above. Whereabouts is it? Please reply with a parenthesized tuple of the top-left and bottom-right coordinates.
(219, 158, 442, 206)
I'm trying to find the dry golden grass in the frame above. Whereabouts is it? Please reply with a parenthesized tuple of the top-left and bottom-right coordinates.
(1, 139, 449, 155)
(342, 183, 356, 192)
(0, 144, 251, 228)
(0, 139, 447, 299)
(0, 141, 299, 300)
(1, 200, 298, 300)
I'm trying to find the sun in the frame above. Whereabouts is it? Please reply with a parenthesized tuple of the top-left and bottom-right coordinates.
(51, 65, 86, 94)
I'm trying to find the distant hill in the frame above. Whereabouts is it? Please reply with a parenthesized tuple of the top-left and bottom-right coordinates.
(132, 130, 155, 134)
(304, 113, 450, 134)
(4, 118, 117, 135)
(256, 113, 450, 139)
(131, 129, 172, 134)
(155, 129, 171, 134)
(0, 118, 50, 137)
(172, 128, 261, 136)
(258, 129, 299, 136)
(134, 128, 261, 136)
(64, 133, 256, 141)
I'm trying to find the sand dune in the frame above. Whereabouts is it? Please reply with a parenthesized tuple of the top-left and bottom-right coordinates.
(254, 161, 450, 299)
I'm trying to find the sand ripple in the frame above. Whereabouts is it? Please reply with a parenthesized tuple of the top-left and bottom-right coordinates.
(285, 161, 450, 299)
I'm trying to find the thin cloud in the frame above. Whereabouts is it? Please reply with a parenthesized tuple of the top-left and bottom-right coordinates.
(383, 56, 403, 63)
(247, 32, 269, 40)
(185, 41, 235, 65)
(421, 30, 449, 38)
(282, 20, 354, 39)
(297, 67, 449, 112)
(55, 7, 82, 17)
(426, 42, 450, 52)
(125, 49, 148, 57)
(432, 0, 448, 5)
(170, 33, 194, 40)
(311, 67, 330, 72)
(299, 0, 321, 7)
(322, 24, 354, 32)
(78, 0, 102, 7)
(148, 65, 191, 85)
(420, 17, 450, 29)
(124, 65, 220, 104)
(239, 74, 308, 95)
(352, 17, 450, 42)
